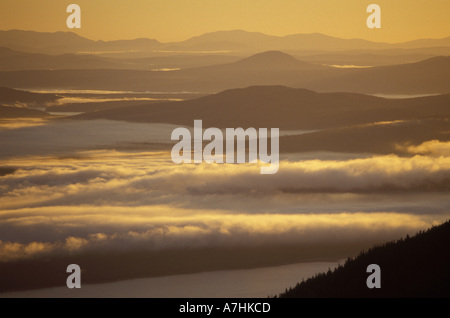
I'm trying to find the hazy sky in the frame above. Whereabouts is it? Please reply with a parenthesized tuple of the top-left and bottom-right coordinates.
(0, 0, 449, 42)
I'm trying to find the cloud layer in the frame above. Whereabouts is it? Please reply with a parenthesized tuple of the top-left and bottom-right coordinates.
(0, 208, 438, 262)
(1, 141, 450, 262)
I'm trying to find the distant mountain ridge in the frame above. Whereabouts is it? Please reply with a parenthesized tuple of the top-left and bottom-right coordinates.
(73, 85, 450, 130)
(0, 46, 126, 71)
(0, 87, 58, 104)
(0, 46, 242, 71)
(0, 30, 162, 54)
(231, 51, 324, 70)
(3, 86, 448, 156)
(1, 29, 449, 54)
(181, 51, 327, 74)
(310, 55, 450, 94)
(0, 51, 450, 95)
(0, 105, 49, 118)
(1, 52, 447, 94)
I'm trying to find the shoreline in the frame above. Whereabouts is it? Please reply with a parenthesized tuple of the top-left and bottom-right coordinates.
(0, 260, 343, 298)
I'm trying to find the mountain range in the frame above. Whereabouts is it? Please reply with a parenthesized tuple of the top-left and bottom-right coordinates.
(72, 85, 450, 129)
(0, 45, 243, 71)
(0, 87, 58, 104)
(2, 30, 450, 55)
(71, 85, 450, 155)
(3, 85, 448, 156)
(0, 51, 448, 94)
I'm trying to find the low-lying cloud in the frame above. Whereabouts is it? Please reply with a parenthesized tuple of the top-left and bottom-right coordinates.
(1, 139, 449, 262)
(2, 151, 450, 210)
(403, 140, 450, 157)
(0, 209, 439, 262)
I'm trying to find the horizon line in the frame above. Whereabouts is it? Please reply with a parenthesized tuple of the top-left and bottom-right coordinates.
(1, 28, 450, 45)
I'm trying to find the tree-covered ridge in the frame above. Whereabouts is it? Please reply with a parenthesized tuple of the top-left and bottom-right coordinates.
(279, 220, 450, 298)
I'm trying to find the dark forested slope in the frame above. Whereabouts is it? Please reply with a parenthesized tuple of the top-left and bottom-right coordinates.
(279, 220, 450, 298)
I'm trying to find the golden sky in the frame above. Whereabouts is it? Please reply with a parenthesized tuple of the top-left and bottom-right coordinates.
(0, 0, 449, 42)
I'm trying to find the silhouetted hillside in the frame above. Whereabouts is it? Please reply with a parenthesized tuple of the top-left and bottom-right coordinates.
(3, 30, 449, 55)
(296, 48, 450, 67)
(0, 87, 58, 104)
(309, 56, 450, 94)
(0, 47, 124, 71)
(69, 86, 450, 155)
(0, 30, 94, 53)
(0, 47, 240, 71)
(0, 53, 448, 94)
(229, 51, 325, 70)
(169, 51, 329, 88)
(0, 30, 161, 54)
(280, 117, 450, 155)
(279, 220, 450, 298)
(73, 86, 450, 130)
(0, 105, 49, 118)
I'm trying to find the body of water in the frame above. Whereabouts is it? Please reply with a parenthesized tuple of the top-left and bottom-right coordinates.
(0, 261, 341, 298)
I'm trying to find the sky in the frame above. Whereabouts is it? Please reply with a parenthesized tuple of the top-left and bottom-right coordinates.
(0, 0, 449, 43)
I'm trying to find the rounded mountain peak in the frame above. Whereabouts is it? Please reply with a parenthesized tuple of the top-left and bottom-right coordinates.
(234, 51, 321, 70)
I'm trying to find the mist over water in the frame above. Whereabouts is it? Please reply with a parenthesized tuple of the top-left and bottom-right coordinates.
(1, 119, 449, 267)
(370, 93, 442, 99)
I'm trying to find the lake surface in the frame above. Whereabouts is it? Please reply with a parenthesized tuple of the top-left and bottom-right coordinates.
(370, 93, 441, 99)
(0, 261, 341, 298)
